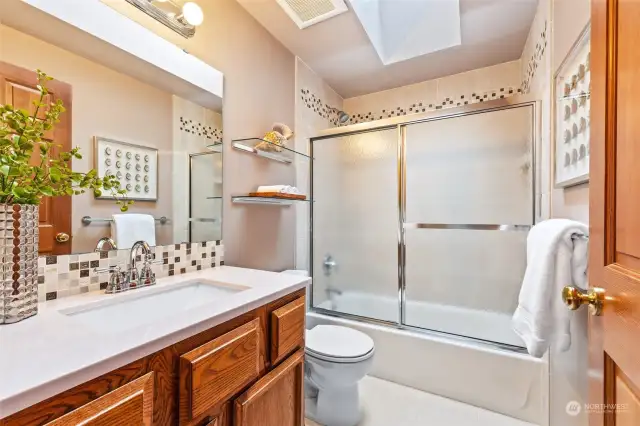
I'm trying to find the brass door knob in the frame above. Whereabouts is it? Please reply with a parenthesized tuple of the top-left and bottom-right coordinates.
(55, 232, 70, 243)
(562, 286, 606, 316)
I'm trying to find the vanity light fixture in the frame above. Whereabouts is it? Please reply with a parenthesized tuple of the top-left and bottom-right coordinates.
(124, 0, 204, 38)
(181, 2, 204, 26)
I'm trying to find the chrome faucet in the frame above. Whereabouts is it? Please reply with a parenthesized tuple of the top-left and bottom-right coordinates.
(94, 240, 161, 294)
(129, 240, 153, 288)
(94, 237, 117, 252)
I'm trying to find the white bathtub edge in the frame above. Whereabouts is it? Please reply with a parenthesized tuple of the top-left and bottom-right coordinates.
(307, 311, 549, 425)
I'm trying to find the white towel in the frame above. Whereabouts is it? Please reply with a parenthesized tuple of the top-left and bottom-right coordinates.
(512, 219, 589, 358)
(257, 185, 287, 193)
(110, 214, 156, 250)
(256, 185, 301, 195)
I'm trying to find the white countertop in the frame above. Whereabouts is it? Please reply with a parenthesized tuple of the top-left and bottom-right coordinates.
(0, 266, 310, 418)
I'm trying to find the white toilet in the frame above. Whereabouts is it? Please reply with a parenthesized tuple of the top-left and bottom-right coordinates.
(304, 324, 375, 426)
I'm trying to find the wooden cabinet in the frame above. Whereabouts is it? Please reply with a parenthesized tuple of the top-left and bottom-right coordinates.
(0, 289, 305, 426)
(235, 349, 305, 426)
(270, 298, 305, 365)
(44, 373, 154, 426)
(179, 319, 262, 425)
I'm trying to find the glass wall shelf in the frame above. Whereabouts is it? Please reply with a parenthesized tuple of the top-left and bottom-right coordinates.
(232, 138, 311, 164)
(232, 196, 311, 206)
(206, 141, 223, 153)
(206, 196, 223, 199)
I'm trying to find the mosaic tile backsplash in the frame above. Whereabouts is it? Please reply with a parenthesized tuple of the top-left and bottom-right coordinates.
(38, 240, 224, 302)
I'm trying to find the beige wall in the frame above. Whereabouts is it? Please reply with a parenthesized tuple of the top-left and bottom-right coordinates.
(547, 1, 590, 425)
(0, 25, 175, 253)
(343, 60, 522, 123)
(102, 0, 296, 271)
(550, 0, 590, 225)
(294, 58, 343, 278)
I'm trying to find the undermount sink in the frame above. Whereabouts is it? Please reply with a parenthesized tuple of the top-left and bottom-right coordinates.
(59, 280, 248, 332)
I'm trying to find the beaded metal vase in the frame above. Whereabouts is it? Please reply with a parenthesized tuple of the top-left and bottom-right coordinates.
(0, 204, 39, 324)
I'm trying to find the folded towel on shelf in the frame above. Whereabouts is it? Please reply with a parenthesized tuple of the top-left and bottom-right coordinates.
(256, 185, 301, 195)
(512, 219, 589, 358)
(111, 214, 156, 250)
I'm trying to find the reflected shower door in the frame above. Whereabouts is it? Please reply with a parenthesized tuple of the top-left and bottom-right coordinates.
(312, 129, 399, 322)
(403, 105, 534, 346)
(189, 152, 222, 242)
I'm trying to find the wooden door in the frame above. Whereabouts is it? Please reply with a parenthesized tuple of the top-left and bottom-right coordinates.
(590, 0, 640, 424)
(234, 349, 304, 426)
(0, 61, 72, 255)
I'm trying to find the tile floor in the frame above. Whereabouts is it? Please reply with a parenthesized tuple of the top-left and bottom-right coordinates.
(305, 376, 537, 426)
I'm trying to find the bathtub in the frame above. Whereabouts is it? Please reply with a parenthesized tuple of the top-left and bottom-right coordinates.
(310, 291, 548, 425)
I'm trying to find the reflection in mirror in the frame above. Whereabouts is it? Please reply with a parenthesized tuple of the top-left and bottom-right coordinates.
(94, 237, 118, 252)
(0, 25, 223, 256)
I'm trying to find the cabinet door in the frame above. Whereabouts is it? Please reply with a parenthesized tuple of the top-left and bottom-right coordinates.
(270, 296, 305, 365)
(234, 349, 304, 426)
(179, 318, 262, 425)
(44, 372, 154, 426)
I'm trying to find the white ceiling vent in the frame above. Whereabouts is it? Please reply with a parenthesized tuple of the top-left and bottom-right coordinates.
(276, 0, 348, 29)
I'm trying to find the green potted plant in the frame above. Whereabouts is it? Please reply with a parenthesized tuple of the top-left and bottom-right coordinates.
(0, 70, 130, 324)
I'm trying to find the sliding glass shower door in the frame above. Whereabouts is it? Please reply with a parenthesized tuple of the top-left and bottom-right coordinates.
(311, 128, 399, 322)
(403, 106, 533, 346)
(310, 101, 535, 347)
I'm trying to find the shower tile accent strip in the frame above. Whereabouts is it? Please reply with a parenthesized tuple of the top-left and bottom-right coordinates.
(37, 240, 225, 302)
(179, 116, 223, 141)
(300, 88, 341, 126)
(343, 86, 523, 125)
(520, 20, 548, 95)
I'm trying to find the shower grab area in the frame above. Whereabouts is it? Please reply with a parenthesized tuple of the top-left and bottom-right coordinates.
(309, 99, 537, 350)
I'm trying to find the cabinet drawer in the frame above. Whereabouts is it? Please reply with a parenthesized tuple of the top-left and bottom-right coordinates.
(44, 372, 154, 426)
(179, 318, 261, 423)
(270, 296, 305, 365)
(235, 349, 304, 426)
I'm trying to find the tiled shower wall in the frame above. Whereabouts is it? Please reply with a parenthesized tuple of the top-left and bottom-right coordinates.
(38, 240, 224, 302)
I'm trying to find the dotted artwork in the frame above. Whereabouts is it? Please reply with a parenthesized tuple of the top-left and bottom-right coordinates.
(555, 30, 590, 187)
(94, 137, 159, 201)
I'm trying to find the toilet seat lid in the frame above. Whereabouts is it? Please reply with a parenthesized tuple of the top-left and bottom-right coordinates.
(306, 325, 374, 359)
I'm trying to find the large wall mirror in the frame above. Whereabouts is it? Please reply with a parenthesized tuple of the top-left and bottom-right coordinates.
(0, 8, 223, 256)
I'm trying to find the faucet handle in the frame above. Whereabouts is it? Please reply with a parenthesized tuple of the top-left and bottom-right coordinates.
(140, 255, 156, 286)
(105, 266, 127, 294)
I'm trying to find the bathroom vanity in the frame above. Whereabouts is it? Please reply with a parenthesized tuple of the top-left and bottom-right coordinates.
(0, 267, 308, 426)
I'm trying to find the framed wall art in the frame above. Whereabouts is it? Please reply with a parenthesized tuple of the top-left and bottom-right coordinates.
(94, 137, 159, 201)
(554, 25, 590, 188)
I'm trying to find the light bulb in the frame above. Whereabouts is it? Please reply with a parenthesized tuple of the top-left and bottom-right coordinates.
(182, 2, 204, 26)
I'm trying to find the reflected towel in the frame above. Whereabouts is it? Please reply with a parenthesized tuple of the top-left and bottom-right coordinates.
(512, 219, 589, 358)
(110, 214, 156, 250)
(256, 185, 301, 195)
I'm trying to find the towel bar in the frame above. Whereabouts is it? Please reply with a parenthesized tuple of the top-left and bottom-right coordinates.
(82, 216, 169, 225)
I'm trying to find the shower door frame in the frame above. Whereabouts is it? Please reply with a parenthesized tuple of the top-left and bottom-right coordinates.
(309, 96, 541, 352)
(188, 151, 223, 242)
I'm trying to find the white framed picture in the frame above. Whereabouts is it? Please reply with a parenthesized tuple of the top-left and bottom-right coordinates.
(554, 25, 590, 188)
(94, 137, 159, 201)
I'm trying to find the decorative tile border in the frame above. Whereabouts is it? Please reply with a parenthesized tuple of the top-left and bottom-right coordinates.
(179, 116, 223, 141)
(344, 86, 522, 125)
(521, 20, 548, 94)
(300, 89, 341, 126)
(37, 240, 225, 302)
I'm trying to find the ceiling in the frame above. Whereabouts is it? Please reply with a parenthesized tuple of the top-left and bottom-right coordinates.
(236, 0, 538, 98)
